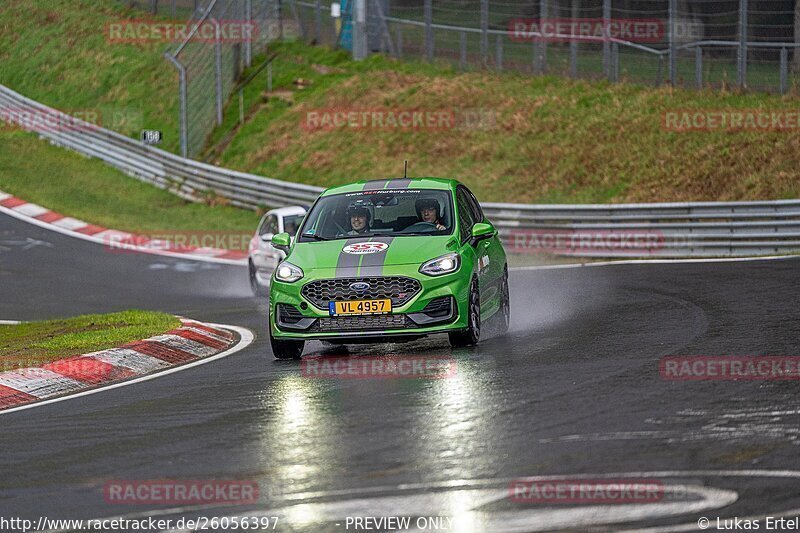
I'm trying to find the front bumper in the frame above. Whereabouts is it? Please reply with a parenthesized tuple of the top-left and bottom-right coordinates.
(269, 265, 471, 341)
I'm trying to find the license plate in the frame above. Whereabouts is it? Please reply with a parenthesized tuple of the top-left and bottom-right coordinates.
(329, 299, 392, 316)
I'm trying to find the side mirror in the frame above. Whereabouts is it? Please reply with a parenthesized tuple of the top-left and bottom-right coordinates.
(271, 232, 291, 253)
(470, 222, 496, 246)
(260, 233, 274, 243)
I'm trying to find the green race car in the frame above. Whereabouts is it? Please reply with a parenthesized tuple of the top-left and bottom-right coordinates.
(267, 177, 510, 359)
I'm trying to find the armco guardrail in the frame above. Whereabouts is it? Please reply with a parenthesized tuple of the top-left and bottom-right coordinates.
(2, 83, 800, 258)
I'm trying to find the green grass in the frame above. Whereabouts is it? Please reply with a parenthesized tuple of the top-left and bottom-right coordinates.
(0, 0, 181, 153)
(0, 310, 180, 372)
(0, 130, 259, 233)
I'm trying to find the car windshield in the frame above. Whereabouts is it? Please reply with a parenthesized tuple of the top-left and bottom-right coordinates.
(298, 189, 454, 242)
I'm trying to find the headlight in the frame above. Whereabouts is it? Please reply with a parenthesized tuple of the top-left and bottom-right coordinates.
(419, 253, 460, 276)
(275, 261, 304, 283)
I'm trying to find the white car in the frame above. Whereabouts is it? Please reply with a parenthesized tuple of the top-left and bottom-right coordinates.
(248, 206, 307, 295)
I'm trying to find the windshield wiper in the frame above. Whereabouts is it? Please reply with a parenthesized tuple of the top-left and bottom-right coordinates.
(302, 233, 330, 241)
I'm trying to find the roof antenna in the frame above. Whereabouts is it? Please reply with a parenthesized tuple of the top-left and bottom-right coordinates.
(403, 160, 408, 179)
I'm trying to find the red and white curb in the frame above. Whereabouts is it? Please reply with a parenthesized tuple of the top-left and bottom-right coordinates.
(0, 318, 254, 414)
(0, 190, 248, 265)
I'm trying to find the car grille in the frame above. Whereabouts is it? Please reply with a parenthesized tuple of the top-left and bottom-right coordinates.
(301, 276, 421, 310)
(311, 314, 411, 332)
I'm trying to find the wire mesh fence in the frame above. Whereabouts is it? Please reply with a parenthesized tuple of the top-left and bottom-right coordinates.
(293, 0, 800, 93)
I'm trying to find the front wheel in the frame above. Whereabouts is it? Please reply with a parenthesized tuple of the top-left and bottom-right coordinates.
(449, 278, 481, 347)
(270, 330, 304, 359)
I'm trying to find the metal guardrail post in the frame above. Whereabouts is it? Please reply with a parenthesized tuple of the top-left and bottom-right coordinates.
(480, 0, 488, 64)
(213, 19, 223, 126)
(657, 54, 664, 86)
(540, 0, 548, 73)
(602, 0, 610, 78)
(780, 47, 788, 94)
(164, 53, 189, 158)
(738, 0, 748, 87)
(695, 46, 702, 89)
(424, 0, 433, 61)
(668, 0, 676, 85)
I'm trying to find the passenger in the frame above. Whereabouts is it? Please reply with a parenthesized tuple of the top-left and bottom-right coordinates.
(415, 198, 446, 230)
(346, 204, 371, 235)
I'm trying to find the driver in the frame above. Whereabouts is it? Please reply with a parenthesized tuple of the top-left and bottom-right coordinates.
(346, 204, 371, 235)
(415, 198, 446, 230)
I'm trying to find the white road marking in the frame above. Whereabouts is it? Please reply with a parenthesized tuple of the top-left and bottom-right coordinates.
(50, 216, 89, 231)
(12, 202, 48, 217)
(510, 254, 800, 271)
(0, 324, 254, 416)
(0, 203, 247, 266)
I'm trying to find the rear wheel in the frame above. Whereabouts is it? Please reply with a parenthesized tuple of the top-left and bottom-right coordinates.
(491, 266, 510, 336)
(449, 278, 481, 347)
(270, 330, 304, 359)
(249, 261, 266, 296)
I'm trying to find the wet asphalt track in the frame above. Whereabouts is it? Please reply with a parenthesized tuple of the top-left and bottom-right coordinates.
(2, 211, 800, 532)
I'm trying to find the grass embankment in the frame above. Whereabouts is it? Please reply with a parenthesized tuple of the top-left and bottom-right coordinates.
(213, 41, 800, 204)
(0, 311, 180, 372)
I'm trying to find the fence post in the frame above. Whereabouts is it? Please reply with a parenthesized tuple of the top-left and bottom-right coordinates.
(780, 47, 788, 94)
(353, 0, 367, 59)
(460, 31, 467, 69)
(695, 46, 702, 89)
(171, 0, 176, 17)
(602, 0, 610, 78)
(424, 0, 433, 61)
(611, 42, 618, 82)
(540, 0, 548, 73)
(570, 0, 578, 78)
(151, 0, 158, 15)
(480, 0, 488, 64)
(496, 34, 503, 71)
(164, 53, 188, 158)
(371, 0, 396, 57)
(657, 54, 664, 86)
(245, 0, 252, 67)
(396, 26, 403, 58)
(737, 0, 748, 87)
(214, 19, 223, 126)
(289, 0, 305, 41)
(668, 0, 676, 85)
(315, 0, 322, 43)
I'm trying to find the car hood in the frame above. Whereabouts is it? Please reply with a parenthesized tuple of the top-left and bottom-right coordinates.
(286, 235, 459, 274)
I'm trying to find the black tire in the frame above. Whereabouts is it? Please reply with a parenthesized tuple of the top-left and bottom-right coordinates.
(492, 266, 510, 336)
(270, 330, 304, 359)
(249, 261, 266, 296)
(449, 278, 481, 347)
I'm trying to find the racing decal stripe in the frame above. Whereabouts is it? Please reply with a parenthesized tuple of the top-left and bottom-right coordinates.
(335, 237, 369, 277)
(358, 236, 394, 277)
(363, 180, 389, 190)
(385, 178, 412, 189)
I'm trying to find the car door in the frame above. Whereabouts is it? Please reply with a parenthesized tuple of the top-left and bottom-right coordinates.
(254, 214, 279, 271)
(455, 186, 485, 298)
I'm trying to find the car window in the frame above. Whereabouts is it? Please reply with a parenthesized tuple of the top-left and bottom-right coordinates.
(283, 214, 303, 236)
(456, 187, 476, 242)
(260, 215, 278, 236)
(298, 189, 454, 241)
(464, 186, 484, 222)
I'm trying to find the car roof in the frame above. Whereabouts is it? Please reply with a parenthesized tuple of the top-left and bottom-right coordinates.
(320, 177, 458, 196)
(265, 206, 307, 217)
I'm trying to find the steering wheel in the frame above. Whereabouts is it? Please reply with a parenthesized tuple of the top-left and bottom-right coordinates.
(403, 221, 438, 232)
